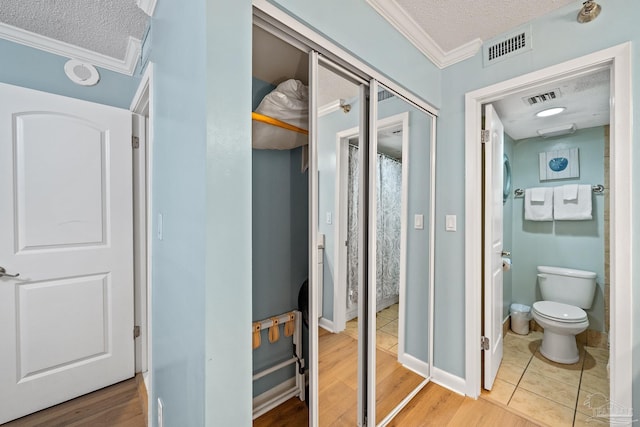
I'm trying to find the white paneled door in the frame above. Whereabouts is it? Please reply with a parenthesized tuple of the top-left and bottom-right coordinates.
(0, 83, 134, 423)
(483, 104, 504, 391)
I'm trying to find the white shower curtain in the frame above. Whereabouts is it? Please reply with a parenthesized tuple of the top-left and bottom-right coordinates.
(347, 145, 401, 311)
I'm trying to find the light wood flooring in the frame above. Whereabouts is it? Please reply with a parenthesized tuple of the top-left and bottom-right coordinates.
(2, 375, 147, 427)
(482, 330, 611, 427)
(255, 326, 539, 426)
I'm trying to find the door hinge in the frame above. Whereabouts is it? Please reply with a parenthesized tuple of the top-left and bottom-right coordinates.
(481, 336, 490, 351)
(480, 130, 490, 144)
(134, 325, 141, 339)
(132, 136, 140, 149)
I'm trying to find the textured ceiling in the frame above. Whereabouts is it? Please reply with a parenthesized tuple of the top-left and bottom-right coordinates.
(0, 0, 148, 60)
(393, 0, 575, 52)
(492, 68, 610, 140)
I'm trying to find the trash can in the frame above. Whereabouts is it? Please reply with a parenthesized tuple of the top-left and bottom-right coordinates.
(510, 303, 531, 335)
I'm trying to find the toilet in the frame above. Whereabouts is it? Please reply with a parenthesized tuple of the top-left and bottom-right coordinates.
(531, 266, 596, 364)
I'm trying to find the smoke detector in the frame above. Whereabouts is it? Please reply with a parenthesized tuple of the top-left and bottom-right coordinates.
(64, 60, 100, 86)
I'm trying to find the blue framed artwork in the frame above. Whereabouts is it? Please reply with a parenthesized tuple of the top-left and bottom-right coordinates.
(539, 148, 579, 181)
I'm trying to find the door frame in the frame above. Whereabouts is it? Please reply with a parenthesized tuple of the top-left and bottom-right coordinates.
(130, 62, 154, 420)
(464, 43, 632, 411)
(333, 112, 410, 345)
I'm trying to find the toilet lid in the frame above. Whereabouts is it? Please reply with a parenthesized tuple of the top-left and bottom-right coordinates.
(533, 301, 587, 323)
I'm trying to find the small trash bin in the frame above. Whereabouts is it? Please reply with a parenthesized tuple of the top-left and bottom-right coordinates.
(510, 303, 531, 335)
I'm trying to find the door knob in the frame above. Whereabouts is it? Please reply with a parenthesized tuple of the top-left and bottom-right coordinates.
(501, 251, 511, 257)
(0, 266, 20, 278)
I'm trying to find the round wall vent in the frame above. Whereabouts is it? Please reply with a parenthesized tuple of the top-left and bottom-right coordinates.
(64, 60, 100, 86)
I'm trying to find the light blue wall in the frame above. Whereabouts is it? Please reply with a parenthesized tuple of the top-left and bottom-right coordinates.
(269, 0, 442, 108)
(251, 77, 309, 398)
(510, 127, 605, 331)
(503, 134, 515, 320)
(149, 0, 207, 425)
(204, 1, 253, 426)
(0, 38, 139, 108)
(435, 3, 640, 412)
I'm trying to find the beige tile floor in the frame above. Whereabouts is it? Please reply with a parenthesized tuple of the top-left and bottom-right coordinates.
(344, 303, 399, 355)
(482, 330, 610, 427)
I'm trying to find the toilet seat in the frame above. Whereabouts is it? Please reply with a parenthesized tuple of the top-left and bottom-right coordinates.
(533, 301, 587, 324)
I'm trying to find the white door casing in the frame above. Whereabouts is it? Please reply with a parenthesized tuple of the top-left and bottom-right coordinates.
(483, 104, 504, 391)
(0, 83, 134, 423)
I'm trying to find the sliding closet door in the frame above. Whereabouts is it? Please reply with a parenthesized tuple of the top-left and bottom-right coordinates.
(309, 52, 370, 427)
(369, 82, 435, 425)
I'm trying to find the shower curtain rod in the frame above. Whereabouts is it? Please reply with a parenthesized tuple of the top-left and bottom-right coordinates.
(252, 112, 309, 135)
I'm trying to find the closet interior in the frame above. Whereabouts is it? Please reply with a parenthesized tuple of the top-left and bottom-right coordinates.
(252, 15, 436, 426)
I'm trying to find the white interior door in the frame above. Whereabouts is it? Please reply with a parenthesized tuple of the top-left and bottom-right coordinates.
(483, 104, 504, 390)
(0, 83, 134, 423)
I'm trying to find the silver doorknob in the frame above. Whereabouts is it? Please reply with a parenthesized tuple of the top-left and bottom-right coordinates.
(0, 266, 20, 278)
(501, 251, 511, 257)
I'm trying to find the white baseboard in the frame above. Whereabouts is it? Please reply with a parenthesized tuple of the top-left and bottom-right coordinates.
(253, 378, 302, 419)
(319, 317, 335, 333)
(431, 367, 466, 396)
(398, 352, 429, 378)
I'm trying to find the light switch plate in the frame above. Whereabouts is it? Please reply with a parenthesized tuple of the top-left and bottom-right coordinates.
(414, 214, 424, 230)
(445, 214, 457, 231)
(157, 213, 163, 240)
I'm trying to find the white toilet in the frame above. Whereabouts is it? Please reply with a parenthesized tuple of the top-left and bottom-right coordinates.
(532, 266, 596, 364)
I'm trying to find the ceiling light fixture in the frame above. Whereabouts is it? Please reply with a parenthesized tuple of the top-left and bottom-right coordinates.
(64, 59, 100, 86)
(537, 124, 577, 138)
(577, 0, 601, 23)
(536, 107, 566, 118)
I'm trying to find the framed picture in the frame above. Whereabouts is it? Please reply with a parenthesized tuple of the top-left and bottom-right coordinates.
(539, 148, 579, 181)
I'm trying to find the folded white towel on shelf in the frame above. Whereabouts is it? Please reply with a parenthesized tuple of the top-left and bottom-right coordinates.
(554, 185, 592, 220)
(563, 184, 579, 201)
(525, 187, 553, 221)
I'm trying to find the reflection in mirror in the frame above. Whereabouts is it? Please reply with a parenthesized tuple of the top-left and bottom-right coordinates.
(316, 59, 364, 426)
(374, 88, 432, 425)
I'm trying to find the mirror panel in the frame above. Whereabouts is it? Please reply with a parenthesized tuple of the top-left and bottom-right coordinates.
(373, 87, 433, 424)
(315, 58, 365, 426)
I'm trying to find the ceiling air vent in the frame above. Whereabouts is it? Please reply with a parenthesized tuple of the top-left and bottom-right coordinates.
(378, 89, 394, 102)
(483, 25, 532, 67)
(522, 89, 562, 106)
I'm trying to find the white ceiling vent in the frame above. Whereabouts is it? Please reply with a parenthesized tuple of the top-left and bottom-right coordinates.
(483, 25, 532, 67)
(522, 89, 562, 106)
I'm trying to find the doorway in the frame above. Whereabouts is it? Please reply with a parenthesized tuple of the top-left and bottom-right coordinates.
(464, 43, 632, 418)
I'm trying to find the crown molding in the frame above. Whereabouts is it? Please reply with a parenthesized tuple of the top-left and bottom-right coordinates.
(136, 0, 158, 16)
(0, 22, 141, 76)
(366, 0, 482, 69)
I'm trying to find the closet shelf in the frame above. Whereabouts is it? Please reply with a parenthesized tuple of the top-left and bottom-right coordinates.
(252, 112, 308, 135)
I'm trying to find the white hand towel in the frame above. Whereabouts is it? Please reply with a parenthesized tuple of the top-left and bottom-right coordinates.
(530, 187, 547, 202)
(563, 184, 579, 201)
(525, 187, 553, 221)
(554, 185, 592, 220)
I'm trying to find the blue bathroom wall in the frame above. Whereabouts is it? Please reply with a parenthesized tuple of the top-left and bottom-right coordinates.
(317, 93, 433, 364)
(435, 0, 640, 389)
(503, 134, 515, 320)
(0, 38, 140, 109)
(510, 127, 605, 331)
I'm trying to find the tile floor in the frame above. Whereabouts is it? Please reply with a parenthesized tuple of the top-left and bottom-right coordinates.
(343, 303, 399, 355)
(482, 330, 610, 427)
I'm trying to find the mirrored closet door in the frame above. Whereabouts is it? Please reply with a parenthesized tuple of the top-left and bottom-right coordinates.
(368, 82, 435, 425)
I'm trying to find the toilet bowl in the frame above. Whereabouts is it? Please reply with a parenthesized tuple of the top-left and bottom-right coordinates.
(533, 266, 596, 364)
(532, 301, 588, 364)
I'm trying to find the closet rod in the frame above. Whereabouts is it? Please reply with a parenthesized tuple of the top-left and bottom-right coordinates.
(252, 112, 309, 135)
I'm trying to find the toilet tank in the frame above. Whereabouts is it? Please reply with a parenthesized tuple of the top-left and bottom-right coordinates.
(537, 266, 597, 309)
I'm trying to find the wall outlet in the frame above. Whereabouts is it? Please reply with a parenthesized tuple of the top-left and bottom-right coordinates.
(157, 398, 164, 427)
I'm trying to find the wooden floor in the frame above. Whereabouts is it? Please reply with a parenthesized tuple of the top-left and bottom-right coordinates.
(256, 381, 540, 427)
(256, 329, 539, 427)
(3, 375, 147, 427)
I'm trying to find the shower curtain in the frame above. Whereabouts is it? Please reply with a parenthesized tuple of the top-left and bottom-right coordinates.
(347, 145, 402, 312)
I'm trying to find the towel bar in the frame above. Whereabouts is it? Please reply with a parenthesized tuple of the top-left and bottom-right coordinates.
(514, 184, 604, 198)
